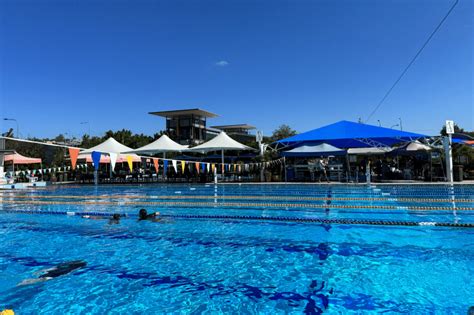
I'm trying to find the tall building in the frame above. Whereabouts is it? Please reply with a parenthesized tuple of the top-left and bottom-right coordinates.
(211, 124, 256, 142)
(149, 108, 218, 145)
(211, 124, 256, 135)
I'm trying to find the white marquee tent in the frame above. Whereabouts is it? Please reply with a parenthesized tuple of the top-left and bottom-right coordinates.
(80, 137, 140, 171)
(188, 132, 254, 173)
(124, 134, 188, 158)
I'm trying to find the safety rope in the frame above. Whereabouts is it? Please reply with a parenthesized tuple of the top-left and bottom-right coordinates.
(1, 199, 473, 211)
(3, 209, 473, 228)
(0, 194, 473, 203)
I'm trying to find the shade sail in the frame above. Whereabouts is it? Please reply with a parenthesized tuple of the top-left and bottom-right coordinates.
(277, 120, 426, 148)
(77, 152, 141, 164)
(81, 137, 134, 154)
(281, 143, 345, 157)
(401, 141, 431, 152)
(188, 132, 253, 152)
(4, 152, 42, 164)
(390, 140, 432, 156)
(347, 147, 391, 155)
(123, 134, 188, 154)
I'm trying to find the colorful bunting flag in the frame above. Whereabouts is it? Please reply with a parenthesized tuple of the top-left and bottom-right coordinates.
(126, 155, 134, 172)
(109, 153, 118, 171)
(91, 151, 101, 170)
(68, 147, 80, 170)
(172, 160, 177, 173)
(153, 158, 159, 174)
(163, 160, 168, 176)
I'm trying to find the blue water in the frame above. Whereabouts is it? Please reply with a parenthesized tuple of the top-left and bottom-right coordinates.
(0, 184, 473, 314)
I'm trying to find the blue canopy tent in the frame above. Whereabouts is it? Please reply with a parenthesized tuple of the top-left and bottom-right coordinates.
(281, 143, 346, 157)
(277, 120, 426, 149)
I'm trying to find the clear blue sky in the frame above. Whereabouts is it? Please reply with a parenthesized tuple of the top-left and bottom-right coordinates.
(1, 0, 472, 139)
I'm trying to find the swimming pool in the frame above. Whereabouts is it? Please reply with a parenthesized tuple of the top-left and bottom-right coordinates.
(1, 184, 473, 313)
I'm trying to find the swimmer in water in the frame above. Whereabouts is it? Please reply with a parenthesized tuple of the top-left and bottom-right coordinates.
(82, 213, 122, 224)
(18, 260, 87, 286)
(108, 213, 121, 225)
(138, 209, 161, 222)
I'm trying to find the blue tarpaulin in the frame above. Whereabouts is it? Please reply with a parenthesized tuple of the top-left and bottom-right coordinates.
(277, 120, 426, 148)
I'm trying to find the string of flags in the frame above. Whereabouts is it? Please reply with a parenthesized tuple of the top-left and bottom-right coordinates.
(5, 164, 89, 177)
(6, 150, 285, 176)
(85, 151, 285, 175)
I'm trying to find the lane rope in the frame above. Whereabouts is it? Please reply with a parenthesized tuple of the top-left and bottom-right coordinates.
(0, 194, 473, 203)
(1, 199, 473, 211)
(2, 209, 473, 228)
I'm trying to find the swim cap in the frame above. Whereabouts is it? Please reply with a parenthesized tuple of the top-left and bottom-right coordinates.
(0, 310, 15, 315)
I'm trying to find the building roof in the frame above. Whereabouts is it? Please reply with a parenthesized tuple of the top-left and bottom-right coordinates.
(149, 108, 218, 118)
(211, 124, 256, 130)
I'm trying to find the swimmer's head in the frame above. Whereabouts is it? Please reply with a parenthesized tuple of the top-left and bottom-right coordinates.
(112, 213, 120, 220)
(139, 209, 147, 220)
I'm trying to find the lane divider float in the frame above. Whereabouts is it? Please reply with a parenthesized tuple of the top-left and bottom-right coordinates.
(3, 209, 473, 228)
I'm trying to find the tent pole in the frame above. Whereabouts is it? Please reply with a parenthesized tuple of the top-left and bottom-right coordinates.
(430, 152, 432, 182)
(163, 152, 166, 181)
(0, 138, 4, 180)
(444, 136, 453, 182)
(284, 157, 287, 182)
(366, 160, 371, 185)
(345, 154, 351, 183)
(221, 149, 224, 176)
(214, 164, 217, 184)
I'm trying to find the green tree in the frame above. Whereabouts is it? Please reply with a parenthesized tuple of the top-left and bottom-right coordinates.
(270, 124, 297, 142)
(440, 124, 474, 138)
(439, 124, 474, 171)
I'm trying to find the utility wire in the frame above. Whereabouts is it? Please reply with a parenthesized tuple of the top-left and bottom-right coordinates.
(365, 0, 459, 123)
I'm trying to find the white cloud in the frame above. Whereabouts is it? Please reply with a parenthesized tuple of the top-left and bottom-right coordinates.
(215, 60, 229, 67)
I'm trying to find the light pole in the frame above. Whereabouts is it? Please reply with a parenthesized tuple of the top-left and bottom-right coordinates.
(80, 121, 90, 136)
(398, 118, 403, 131)
(3, 118, 19, 138)
(377, 120, 381, 127)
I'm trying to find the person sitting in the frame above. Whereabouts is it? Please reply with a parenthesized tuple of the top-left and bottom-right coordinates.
(138, 208, 161, 221)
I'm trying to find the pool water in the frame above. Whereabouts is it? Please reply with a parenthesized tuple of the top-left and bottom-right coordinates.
(0, 184, 473, 314)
